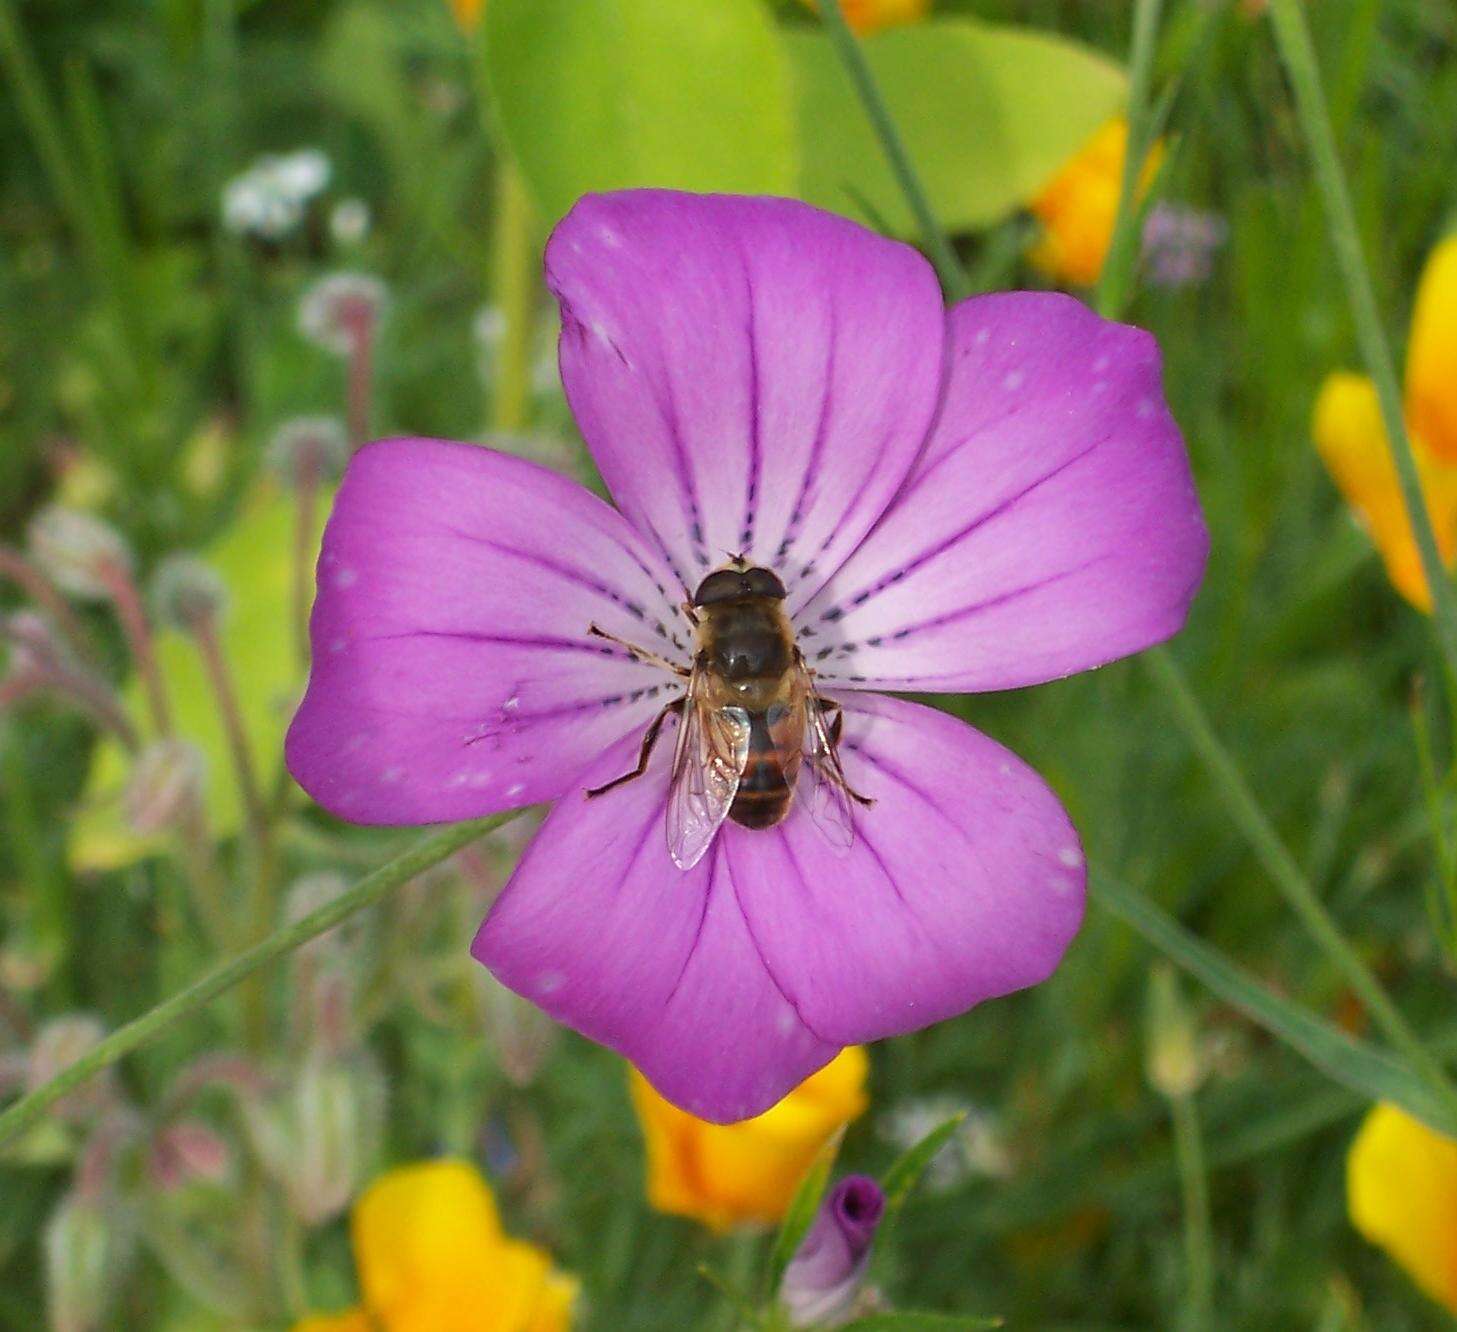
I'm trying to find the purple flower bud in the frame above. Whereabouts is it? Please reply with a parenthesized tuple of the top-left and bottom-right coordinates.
(123, 740, 205, 836)
(267, 416, 349, 487)
(26, 506, 130, 602)
(1140, 203, 1228, 292)
(779, 1175, 886, 1328)
(150, 555, 227, 630)
(298, 272, 387, 355)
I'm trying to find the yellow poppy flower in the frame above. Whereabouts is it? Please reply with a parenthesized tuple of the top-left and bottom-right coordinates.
(799, 0, 930, 36)
(629, 1047, 869, 1232)
(293, 1159, 577, 1332)
(1312, 236, 1457, 611)
(1028, 118, 1163, 289)
(1406, 235, 1457, 463)
(1347, 1102, 1457, 1313)
(448, 0, 483, 33)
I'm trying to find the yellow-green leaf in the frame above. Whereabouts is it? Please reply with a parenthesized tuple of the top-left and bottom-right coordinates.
(70, 482, 317, 871)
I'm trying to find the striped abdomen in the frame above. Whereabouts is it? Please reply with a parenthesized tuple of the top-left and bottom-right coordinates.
(729, 705, 803, 830)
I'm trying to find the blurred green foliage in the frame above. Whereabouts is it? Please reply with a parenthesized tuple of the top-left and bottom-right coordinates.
(1, 0, 1457, 1329)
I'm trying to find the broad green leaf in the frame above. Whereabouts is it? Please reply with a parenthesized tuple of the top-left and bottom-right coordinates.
(879, 1112, 966, 1212)
(70, 482, 314, 871)
(484, 0, 798, 223)
(765, 1123, 845, 1295)
(842, 1314, 1003, 1331)
(1091, 870, 1457, 1137)
(786, 20, 1126, 235)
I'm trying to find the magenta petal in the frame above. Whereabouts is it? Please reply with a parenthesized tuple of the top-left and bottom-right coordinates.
(725, 693, 1085, 1046)
(472, 722, 841, 1123)
(545, 190, 946, 608)
(797, 293, 1208, 692)
(286, 438, 687, 823)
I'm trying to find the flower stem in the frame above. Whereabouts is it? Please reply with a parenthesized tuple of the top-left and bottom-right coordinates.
(345, 310, 375, 453)
(1170, 1091, 1213, 1331)
(1095, 0, 1164, 318)
(816, 0, 971, 303)
(1267, 0, 1457, 680)
(192, 612, 269, 856)
(0, 543, 92, 661)
(1143, 649, 1457, 1120)
(490, 159, 537, 434)
(0, 812, 517, 1147)
(99, 560, 172, 737)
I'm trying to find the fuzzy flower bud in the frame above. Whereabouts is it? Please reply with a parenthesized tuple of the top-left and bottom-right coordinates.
(26, 506, 130, 602)
(329, 198, 371, 247)
(123, 740, 205, 836)
(298, 272, 387, 356)
(150, 555, 227, 631)
(1146, 963, 1205, 1100)
(780, 1175, 886, 1328)
(147, 1119, 232, 1191)
(266, 416, 349, 487)
(27, 1014, 113, 1121)
(247, 1051, 385, 1226)
(2, 610, 64, 681)
(45, 1191, 130, 1332)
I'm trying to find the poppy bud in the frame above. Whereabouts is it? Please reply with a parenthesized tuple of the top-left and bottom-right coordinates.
(779, 1175, 886, 1328)
(298, 272, 388, 356)
(150, 555, 227, 631)
(123, 740, 204, 836)
(1145, 963, 1205, 1100)
(26, 506, 130, 602)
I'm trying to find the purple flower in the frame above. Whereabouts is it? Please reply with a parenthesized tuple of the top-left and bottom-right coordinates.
(286, 190, 1208, 1123)
(780, 1175, 886, 1328)
(1141, 203, 1228, 291)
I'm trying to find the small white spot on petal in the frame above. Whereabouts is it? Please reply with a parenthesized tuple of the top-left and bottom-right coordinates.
(597, 225, 622, 248)
(1057, 845, 1084, 869)
(506, 781, 526, 798)
(333, 566, 358, 589)
(1002, 370, 1024, 392)
(467, 770, 493, 789)
(502, 696, 521, 714)
(1135, 397, 1156, 419)
(343, 734, 366, 755)
(1091, 380, 1108, 395)
(379, 765, 404, 784)
(329, 636, 348, 654)
(1093, 354, 1111, 373)
(998, 761, 1014, 777)
(774, 1006, 797, 1037)
(537, 971, 565, 995)
(974, 326, 991, 347)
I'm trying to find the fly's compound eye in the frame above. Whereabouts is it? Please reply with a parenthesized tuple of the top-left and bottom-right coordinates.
(692, 565, 787, 607)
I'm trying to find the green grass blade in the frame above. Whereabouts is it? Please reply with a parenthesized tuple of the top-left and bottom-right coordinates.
(764, 1123, 845, 1296)
(1091, 869, 1457, 1136)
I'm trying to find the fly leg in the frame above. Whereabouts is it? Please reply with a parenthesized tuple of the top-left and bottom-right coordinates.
(586, 697, 685, 798)
(814, 697, 875, 807)
(587, 623, 690, 677)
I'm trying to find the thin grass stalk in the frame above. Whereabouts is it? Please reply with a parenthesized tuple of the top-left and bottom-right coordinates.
(816, 0, 971, 302)
(1171, 1092, 1214, 1331)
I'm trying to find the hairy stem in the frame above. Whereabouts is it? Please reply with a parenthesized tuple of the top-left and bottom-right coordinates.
(490, 159, 537, 434)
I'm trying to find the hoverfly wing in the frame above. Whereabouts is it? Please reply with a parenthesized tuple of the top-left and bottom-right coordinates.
(799, 688, 856, 854)
(665, 670, 750, 871)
